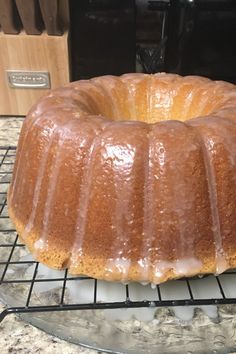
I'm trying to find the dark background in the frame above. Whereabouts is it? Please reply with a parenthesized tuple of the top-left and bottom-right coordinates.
(69, 0, 236, 84)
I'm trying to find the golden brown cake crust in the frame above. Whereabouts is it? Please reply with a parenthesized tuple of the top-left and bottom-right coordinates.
(7, 73, 236, 284)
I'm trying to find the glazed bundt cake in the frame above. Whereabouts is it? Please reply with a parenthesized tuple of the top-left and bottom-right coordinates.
(7, 73, 236, 284)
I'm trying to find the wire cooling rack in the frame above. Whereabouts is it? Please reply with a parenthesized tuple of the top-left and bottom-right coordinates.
(1, 146, 236, 323)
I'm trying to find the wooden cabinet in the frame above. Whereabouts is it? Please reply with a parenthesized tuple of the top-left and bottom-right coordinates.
(0, 0, 70, 116)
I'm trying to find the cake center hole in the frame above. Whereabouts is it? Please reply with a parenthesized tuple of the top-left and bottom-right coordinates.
(99, 86, 223, 124)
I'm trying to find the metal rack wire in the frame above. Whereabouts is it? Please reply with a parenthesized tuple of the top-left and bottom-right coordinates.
(1, 145, 236, 323)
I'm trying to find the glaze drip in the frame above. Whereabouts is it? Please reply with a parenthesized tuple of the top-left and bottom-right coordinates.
(35, 123, 69, 251)
(23, 128, 56, 239)
(190, 121, 227, 274)
(71, 120, 111, 265)
(104, 132, 139, 280)
(141, 128, 153, 281)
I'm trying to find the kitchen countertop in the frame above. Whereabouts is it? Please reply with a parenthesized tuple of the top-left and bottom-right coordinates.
(0, 116, 101, 354)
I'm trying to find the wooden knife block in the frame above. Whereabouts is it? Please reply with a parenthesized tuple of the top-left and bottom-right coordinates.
(0, 30, 70, 116)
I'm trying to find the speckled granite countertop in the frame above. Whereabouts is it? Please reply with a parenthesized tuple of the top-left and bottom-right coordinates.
(0, 303, 102, 354)
(0, 116, 101, 354)
(0, 117, 24, 146)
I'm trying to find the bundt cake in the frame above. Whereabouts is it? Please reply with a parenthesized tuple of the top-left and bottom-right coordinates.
(7, 73, 236, 284)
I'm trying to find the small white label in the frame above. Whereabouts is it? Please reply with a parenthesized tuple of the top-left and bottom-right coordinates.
(7, 71, 50, 89)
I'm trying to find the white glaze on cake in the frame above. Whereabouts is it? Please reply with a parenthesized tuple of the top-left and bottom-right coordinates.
(8, 73, 236, 284)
